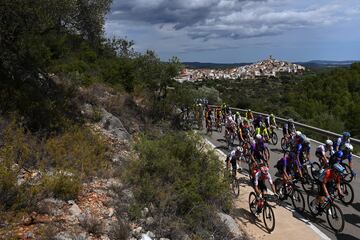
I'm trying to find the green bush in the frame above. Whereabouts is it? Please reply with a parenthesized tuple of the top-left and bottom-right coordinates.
(42, 174, 82, 201)
(125, 132, 231, 235)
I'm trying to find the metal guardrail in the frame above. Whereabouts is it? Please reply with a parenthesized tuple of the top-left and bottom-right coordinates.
(209, 105, 360, 145)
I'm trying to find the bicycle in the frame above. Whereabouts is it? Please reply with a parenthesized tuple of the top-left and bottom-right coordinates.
(268, 126, 278, 145)
(249, 192, 276, 233)
(309, 179, 354, 206)
(307, 194, 345, 232)
(230, 171, 240, 197)
(274, 178, 305, 213)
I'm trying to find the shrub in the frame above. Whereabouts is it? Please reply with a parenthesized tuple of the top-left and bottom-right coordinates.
(42, 174, 81, 201)
(45, 125, 109, 178)
(79, 214, 104, 236)
(125, 132, 231, 236)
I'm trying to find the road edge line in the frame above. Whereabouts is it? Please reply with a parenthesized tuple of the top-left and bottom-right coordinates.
(203, 137, 331, 240)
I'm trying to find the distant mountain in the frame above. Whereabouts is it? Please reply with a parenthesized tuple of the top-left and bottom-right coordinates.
(182, 60, 359, 69)
(295, 60, 360, 68)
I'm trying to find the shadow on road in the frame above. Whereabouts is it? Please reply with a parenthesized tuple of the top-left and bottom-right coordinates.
(270, 148, 284, 154)
(232, 207, 271, 234)
(351, 202, 360, 212)
(336, 232, 359, 240)
(344, 213, 360, 229)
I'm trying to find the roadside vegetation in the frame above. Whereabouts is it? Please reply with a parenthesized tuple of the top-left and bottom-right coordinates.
(124, 132, 233, 239)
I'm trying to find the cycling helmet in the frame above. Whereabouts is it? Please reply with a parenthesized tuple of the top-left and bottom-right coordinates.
(343, 131, 351, 139)
(260, 166, 269, 175)
(303, 136, 310, 144)
(333, 163, 345, 175)
(236, 112, 240, 117)
(236, 146, 241, 152)
(296, 131, 302, 136)
(270, 113, 274, 118)
(334, 150, 344, 158)
(248, 109, 251, 112)
(344, 143, 353, 152)
(325, 139, 333, 146)
(256, 134, 262, 140)
(288, 118, 294, 123)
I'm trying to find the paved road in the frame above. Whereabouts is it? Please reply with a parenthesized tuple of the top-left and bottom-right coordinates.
(202, 128, 360, 240)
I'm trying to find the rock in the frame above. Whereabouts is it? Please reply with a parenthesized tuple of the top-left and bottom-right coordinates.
(217, 212, 242, 236)
(26, 232, 34, 239)
(132, 227, 143, 237)
(55, 232, 74, 240)
(37, 198, 66, 216)
(145, 217, 154, 226)
(68, 203, 82, 217)
(108, 208, 115, 217)
(146, 231, 155, 238)
(81, 104, 95, 118)
(100, 108, 130, 141)
(141, 234, 152, 240)
(141, 207, 149, 218)
(100, 235, 110, 240)
(181, 234, 191, 240)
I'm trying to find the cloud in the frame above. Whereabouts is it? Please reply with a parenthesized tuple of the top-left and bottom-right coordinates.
(108, 0, 359, 40)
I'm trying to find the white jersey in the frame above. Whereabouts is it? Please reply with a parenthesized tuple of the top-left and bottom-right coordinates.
(316, 144, 334, 156)
(225, 115, 235, 128)
(254, 171, 273, 186)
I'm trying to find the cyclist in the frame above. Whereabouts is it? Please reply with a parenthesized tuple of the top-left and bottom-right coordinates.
(215, 106, 222, 126)
(251, 134, 269, 164)
(275, 153, 297, 182)
(226, 146, 242, 177)
(234, 111, 242, 126)
(205, 107, 213, 129)
(252, 165, 277, 213)
(282, 118, 296, 138)
(330, 143, 356, 176)
(300, 135, 311, 165)
(310, 163, 346, 213)
(334, 132, 351, 151)
(265, 113, 277, 134)
(253, 114, 263, 129)
(246, 109, 254, 121)
(315, 140, 334, 167)
(255, 123, 270, 142)
(225, 113, 236, 138)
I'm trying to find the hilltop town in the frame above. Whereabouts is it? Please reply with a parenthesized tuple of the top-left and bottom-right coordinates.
(176, 56, 306, 82)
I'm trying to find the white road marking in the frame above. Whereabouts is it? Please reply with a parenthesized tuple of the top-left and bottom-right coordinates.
(204, 137, 331, 240)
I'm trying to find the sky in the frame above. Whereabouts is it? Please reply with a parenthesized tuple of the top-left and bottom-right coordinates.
(105, 0, 360, 63)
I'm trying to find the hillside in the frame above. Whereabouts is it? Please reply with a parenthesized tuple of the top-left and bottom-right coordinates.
(0, 1, 242, 239)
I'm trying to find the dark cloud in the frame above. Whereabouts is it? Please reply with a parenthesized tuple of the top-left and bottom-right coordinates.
(108, 0, 359, 40)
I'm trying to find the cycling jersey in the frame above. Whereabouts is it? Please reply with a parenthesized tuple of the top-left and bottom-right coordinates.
(318, 169, 341, 184)
(255, 127, 269, 137)
(333, 137, 350, 151)
(226, 150, 239, 170)
(254, 171, 273, 186)
(315, 144, 334, 158)
(246, 112, 254, 120)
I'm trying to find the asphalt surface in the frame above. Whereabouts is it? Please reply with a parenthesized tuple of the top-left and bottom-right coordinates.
(202, 128, 360, 240)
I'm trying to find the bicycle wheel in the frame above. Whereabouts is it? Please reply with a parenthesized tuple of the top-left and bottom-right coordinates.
(301, 170, 313, 193)
(249, 192, 257, 215)
(231, 177, 240, 197)
(341, 163, 353, 183)
(307, 194, 320, 216)
(263, 204, 276, 233)
(340, 182, 354, 205)
(291, 188, 305, 213)
(326, 204, 344, 232)
(271, 132, 278, 145)
(310, 162, 321, 180)
(274, 178, 286, 200)
(281, 137, 288, 151)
